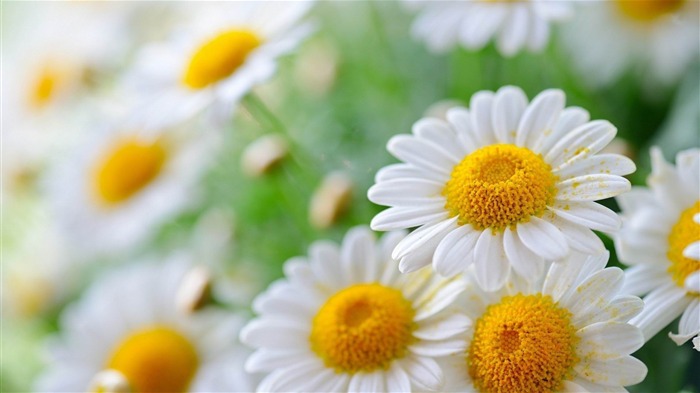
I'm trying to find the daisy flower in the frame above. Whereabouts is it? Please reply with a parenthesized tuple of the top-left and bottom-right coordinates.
(368, 86, 635, 291)
(48, 116, 218, 257)
(240, 226, 469, 392)
(35, 256, 258, 392)
(616, 147, 700, 349)
(405, 0, 571, 57)
(561, 0, 700, 88)
(125, 1, 314, 128)
(442, 252, 647, 392)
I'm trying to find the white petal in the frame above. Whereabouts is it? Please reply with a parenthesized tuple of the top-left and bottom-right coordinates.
(240, 318, 308, 349)
(473, 230, 509, 291)
(669, 300, 700, 345)
(409, 338, 466, 357)
(683, 241, 700, 260)
(309, 240, 344, 290)
(413, 118, 465, 163)
(574, 295, 644, 326)
(554, 154, 636, 179)
(386, 363, 412, 393)
(534, 106, 590, 154)
(496, 5, 529, 57)
(433, 225, 479, 277)
(503, 227, 544, 281)
(375, 163, 444, 183)
(458, 5, 506, 49)
(516, 217, 569, 260)
(561, 380, 590, 393)
(492, 86, 527, 144)
(549, 215, 605, 254)
(685, 271, 700, 293)
(574, 356, 647, 387)
(543, 256, 588, 302)
(368, 178, 444, 205)
(413, 278, 468, 321)
(629, 284, 690, 341)
(446, 107, 479, 153)
(413, 313, 472, 341)
(550, 201, 621, 232)
(620, 264, 667, 296)
(565, 268, 624, 318)
(388, 135, 455, 176)
(256, 359, 325, 392)
(245, 349, 308, 373)
(545, 120, 617, 168)
(393, 217, 458, 260)
(340, 226, 378, 283)
(371, 205, 448, 231)
(556, 174, 631, 201)
(577, 321, 643, 359)
(469, 91, 497, 146)
(404, 356, 444, 391)
(516, 89, 565, 149)
(349, 371, 385, 393)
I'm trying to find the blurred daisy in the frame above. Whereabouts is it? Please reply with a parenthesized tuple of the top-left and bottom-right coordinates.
(241, 226, 469, 392)
(443, 252, 647, 392)
(616, 147, 700, 349)
(35, 257, 258, 392)
(405, 0, 571, 57)
(125, 1, 314, 128)
(368, 86, 635, 291)
(562, 0, 700, 87)
(48, 116, 217, 257)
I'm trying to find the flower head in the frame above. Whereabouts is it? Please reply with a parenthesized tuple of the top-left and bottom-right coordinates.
(369, 86, 634, 291)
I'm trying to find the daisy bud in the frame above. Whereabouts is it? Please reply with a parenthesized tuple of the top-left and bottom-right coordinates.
(176, 265, 212, 314)
(309, 172, 353, 229)
(241, 134, 288, 177)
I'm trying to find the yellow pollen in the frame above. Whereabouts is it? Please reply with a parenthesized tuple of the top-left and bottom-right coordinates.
(667, 201, 700, 289)
(615, 0, 685, 22)
(182, 29, 262, 89)
(93, 138, 167, 205)
(310, 283, 416, 373)
(443, 144, 557, 232)
(468, 294, 579, 393)
(107, 327, 199, 393)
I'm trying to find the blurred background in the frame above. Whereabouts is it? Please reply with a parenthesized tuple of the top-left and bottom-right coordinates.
(2, 1, 699, 392)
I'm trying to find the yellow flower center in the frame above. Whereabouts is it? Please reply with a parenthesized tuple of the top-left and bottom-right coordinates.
(107, 327, 199, 393)
(310, 283, 416, 373)
(615, 0, 685, 22)
(667, 200, 700, 289)
(93, 138, 167, 205)
(468, 294, 579, 393)
(30, 67, 61, 108)
(443, 144, 557, 232)
(182, 29, 262, 89)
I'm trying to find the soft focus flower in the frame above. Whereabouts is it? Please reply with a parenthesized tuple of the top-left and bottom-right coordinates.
(616, 147, 700, 350)
(442, 252, 647, 392)
(47, 116, 218, 258)
(241, 226, 469, 392)
(35, 257, 258, 392)
(405, 0, 571, 57)
(561, 0, 700, 88)
(124, 1, 315, 129)
(369, 86, 634, 291)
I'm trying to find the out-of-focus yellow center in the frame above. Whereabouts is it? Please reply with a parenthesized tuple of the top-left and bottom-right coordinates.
(182, 29, 262, 89)
(107, 327, 199, 393)
(30, 67, 61, 108)
(667, 201, 700, 290)
(615, 0, 685, 22)
(93, 138, 167, 205)
(443, 144, 557, 232)
(310, 283, 415, 373)
(468, 294, 579, 393)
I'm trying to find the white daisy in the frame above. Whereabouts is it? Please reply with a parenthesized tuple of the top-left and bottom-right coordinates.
(561, 0, 700, 88)
(616, 147, 700, 350)
(125, 1, 314, 129)
(368, 86, 635, 291)
(405, 0, 571, 57)
(35, 256, 258, 393)
(240, 226, 469, 392)
(47, 115, 218, 258)
(442, 252, 647, 392)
